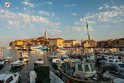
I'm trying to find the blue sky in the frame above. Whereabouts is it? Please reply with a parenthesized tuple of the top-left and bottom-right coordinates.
(0, 0, 124, 46)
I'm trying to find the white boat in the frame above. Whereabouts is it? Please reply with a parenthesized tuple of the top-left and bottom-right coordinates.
(11, 60, 25, 69)
(6, 46, 13, 49)
(113, 78, 124, 83)
(22, 52, 29, 62)
(69, 62, 96, 78)
(0, 72, 20, 83)
(4, 56, 13, 62)
(34, 58, 44, 65)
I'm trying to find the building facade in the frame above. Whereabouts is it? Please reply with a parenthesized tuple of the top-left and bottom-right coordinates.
(64, 40, 80, 47)
(49, 38, 64, 47)
(81, 40, 96, 48)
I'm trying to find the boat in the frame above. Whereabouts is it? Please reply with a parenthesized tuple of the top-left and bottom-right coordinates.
(0, 59, 5, 68)
(0, 72, 21, 83)
(32, 48, 44, 55)
(6, 46, 13, 49)
(4, 56, 13, 62)
(29, 59, 64, 83)
(56, 49, 67, 54)
(22, 52, 29, 62)
(11, 60, 25, 69)
(58, 61, 111, 83)
(0, 48, 5, 68)
(31, 45, 48, 51)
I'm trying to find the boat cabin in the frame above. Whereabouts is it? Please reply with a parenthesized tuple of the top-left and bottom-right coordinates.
(74, 63, 96, 78)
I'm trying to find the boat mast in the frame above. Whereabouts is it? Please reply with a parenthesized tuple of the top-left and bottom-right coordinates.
(86, 19, 91, 47)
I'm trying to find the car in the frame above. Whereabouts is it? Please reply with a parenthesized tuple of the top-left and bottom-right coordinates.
(0, 72, 21, 83)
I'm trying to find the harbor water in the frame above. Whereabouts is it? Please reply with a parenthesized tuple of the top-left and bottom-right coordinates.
(0, 49, 48, 83)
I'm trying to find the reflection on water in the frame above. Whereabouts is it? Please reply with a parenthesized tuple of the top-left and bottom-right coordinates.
(1, 49, 47, 83)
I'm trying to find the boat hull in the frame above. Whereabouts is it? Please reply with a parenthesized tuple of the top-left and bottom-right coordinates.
(58, 67, 110, 83)
(11, 61, 25, 69)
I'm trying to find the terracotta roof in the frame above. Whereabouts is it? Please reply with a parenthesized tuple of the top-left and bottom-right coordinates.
(48, 38, 63, 40)
(64, 40, 76, 43)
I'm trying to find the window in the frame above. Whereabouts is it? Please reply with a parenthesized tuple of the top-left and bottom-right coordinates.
(84, 65, 90, 72)
(78, 64, 83, 71)
(90, 64, 95, 71)
(6, 76, 13, 83)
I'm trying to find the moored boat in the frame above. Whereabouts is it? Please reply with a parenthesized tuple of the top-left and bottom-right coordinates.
(58, 60, 111, 83)
(22, 52, 29, 62)
(0, 72, 21, 83)
(11, 60, 25, 69)
(4, 56, 13, 62)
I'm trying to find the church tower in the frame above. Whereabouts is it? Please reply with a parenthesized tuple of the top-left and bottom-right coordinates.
(44, 29, 47, 38)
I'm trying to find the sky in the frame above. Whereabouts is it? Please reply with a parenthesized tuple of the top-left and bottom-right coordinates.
(0, 0, 124, 46)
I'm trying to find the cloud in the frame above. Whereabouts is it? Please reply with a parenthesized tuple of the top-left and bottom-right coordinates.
(16, 7, 19, 10)
(48, 29, 62, 38)
(38, 11, 55, 17)
(8, 20, 19, 27)
(104, 4, 109, 9)
(22, 1, 53, 9)
(0, 9, 49, 28)
(61, 25, 94, 40)
(71, 13, 78, 16)
(65, 4, 76, 7)
(32, 15, 49, 24)
(81, 5, 124, 23)
(22, 1, 34, 7)
(98, 7, 103, 10)
(80, 18, 96, 24)
(74, 22, 80, 25)
(39, 1, 53, 6)
(48, 22, 61, 28)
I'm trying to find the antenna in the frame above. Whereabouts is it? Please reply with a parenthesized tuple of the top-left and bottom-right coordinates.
(86, 19, 91, 42)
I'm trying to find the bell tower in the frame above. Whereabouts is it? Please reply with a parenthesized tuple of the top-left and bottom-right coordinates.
(44, 29, 47, 38)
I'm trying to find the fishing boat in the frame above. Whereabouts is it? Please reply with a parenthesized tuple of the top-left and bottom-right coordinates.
(29, 58, 64, 83)
(11, 59, 25, 69)
(0, 72, 21, 83)
(58, 61, 111, 83)
(4, 56, 13, 62)
(22, 52, 29, 62)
